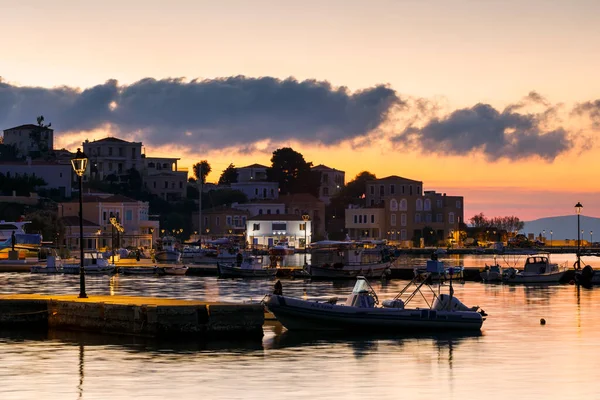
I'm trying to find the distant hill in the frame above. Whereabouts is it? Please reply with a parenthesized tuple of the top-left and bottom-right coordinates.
(522, 215, 600, 242)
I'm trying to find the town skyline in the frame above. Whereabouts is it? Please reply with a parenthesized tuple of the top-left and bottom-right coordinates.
(2, 0, 600, 220)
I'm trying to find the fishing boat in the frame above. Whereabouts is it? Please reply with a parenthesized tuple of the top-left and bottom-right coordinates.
(30, 255, 63, 274)
(154, 236, 181, 263)
(304, 240, 393, 279)
(269, 239, 295, 256)
(265, 260, 486, 332)
(480, 264, 503, 282)
(217, 255, 276, 278)
(62, 251, 116, 275)
(501, 253, 567, 284)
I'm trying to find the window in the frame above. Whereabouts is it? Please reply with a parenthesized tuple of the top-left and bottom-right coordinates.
(359, 215, 362, 223)
(267, 209, 271, 214)
(379, 185, 384, 196)
(390, 184, 395, 195)
(371, 215, 375, 223)
(153, 182, 156, 188)
(401, 185, 405, 194)
(401, 229, 407, 240)
(390, 199, 398, 211)
(424, 199, 431, 211)
(226, 216, 232, 225)
(437, 199, 443, 208)
(354, 215, 358, 224)
(216, 217, 220, 226)
(119, 147, 124, 156)
(391, 214, 397, 226)
(255, 188, 258, 195)
(109, 147, 113, 156)
(179, 182, 183, 189)
(436, 213, 443, 223)
(164, 181, 168, 189)
(253, 223, 260, 231)
(415, 213, 421, 223)
(370, 199, 375, 206)
(132, 148, 136, 159)
(449, 212, 455, 224)
(276, 209, 280, 214)
(456, 200, 462, 209)
(363, 215, 367, 224)
(417, 186, 421, 195)
(426, 214, 432, 223)
(272, 223, 286, 231)
(370, 185, 374, 195)
(323, 173, 329, 183)
(323, 187, 329, 196)
(416, 199, 423, 211)
(259, 209, 263, 215)
(400, 199, 407, 211)
(125, 210, 132, 221)
(401, 213, 407, 226)
(409, 185, 413, 195)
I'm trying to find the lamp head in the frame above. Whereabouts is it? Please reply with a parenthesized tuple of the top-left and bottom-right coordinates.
(71, 148, 88, 177)
(575, 202, 583, 215)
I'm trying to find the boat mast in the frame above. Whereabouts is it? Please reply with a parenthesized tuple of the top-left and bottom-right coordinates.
(198, 164, 202, 249)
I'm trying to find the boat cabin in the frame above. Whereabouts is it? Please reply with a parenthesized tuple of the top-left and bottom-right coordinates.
(523, 256, 556, 274)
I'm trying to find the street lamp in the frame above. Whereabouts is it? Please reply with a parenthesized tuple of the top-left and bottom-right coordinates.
(109, 212, 116, 264)
(71, 148, 88, 299)
(302, 214, 310, 265)
(542, 229, 546, 243)
(591, 231, 594, 248)
(550, 230, 553, 247)
(575, 202, 583, 270)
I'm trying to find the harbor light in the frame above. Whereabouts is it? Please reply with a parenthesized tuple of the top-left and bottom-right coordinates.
(575, 202, 583, 270)
(71, 148, 88, 299)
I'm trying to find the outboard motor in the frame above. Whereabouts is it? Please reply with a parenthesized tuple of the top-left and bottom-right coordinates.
(432, 294, 476, 312)
(576, 265, 594, 287)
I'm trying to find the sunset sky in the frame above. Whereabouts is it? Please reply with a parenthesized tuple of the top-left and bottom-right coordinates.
(2, 0, 600, 221)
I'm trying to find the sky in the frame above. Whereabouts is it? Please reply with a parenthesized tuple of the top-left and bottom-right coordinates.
(2, 0, 600, 221)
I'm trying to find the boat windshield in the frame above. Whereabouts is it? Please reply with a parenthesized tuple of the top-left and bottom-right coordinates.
(351, 277, 373, 294)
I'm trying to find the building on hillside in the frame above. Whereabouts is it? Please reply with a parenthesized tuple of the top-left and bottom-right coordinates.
(246, 214, 312, 250)
(231, 200, 286, 218)
(278, 193, 326, 238)
(345, 175, 463, 246)
(59, 216, 102, 252)
(59, 194, 158, 250)
(142, 157, 188, 200)
(2, 124, 54, 158)
(311, 164, 345, 204)
(0, 160, 73, 197)
(83, 137, 143, 181)
(191, 207, 250, 240)
(231, 163, 278, 200)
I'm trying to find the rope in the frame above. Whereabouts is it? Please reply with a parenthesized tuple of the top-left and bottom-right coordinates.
(1, 309, 49, 316)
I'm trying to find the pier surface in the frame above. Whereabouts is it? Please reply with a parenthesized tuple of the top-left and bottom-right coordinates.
(0, 294, 264, 340)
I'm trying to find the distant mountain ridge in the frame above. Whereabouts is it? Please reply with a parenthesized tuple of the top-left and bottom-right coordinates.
(522, 215, 600, 242)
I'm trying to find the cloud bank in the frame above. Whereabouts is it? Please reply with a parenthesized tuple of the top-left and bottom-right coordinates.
(390, 100, 574, 162)
(0, 76, 401, 148)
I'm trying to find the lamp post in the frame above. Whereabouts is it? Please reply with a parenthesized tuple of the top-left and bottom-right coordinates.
(575, 202, 583, 270)
(591, 231, 594, 248)
(550, 230, 553, 247)
(542, 229, 546, 244)
(302, 214, 310, 265)
(71, 148, 88, 299)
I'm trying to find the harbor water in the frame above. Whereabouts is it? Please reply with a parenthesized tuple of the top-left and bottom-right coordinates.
(0, 253, 599, 400)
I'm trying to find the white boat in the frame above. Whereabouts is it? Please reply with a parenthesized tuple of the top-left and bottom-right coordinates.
(304, 240, 393, 279)
(0, 220, 43, 257)
(269, 239, 295, 256)
(154, 236, 181, 263)
(501, 253, 567, 284)
(62, 251, 116, 275)
(162, 265, 189, 275)
(217, 255, 276, 278)
(266, 263, 486, 332)
(31, 255, 63, 274)
(414, 265, 464, 282)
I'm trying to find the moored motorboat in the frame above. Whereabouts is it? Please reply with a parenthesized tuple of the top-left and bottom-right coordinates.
(266, 260, 486, 332)
(30, 255, 63, 274)
(501, 253, 567, 284)
(269, 239, 295, 256)
(217, 255, 275, 278)
(154, 236, 181, 263)
(480, 264, 502, 282)
(62, 251, 116, 275)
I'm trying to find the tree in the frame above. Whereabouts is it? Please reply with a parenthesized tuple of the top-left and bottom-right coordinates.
(193, 160, 211, 184)
(122, 168, 143, 193)
(29, 115, 52, 158)
(24, 209, 64, 242)
(469, 213, 489, 228)
(218, 163, 238, 185)
(267, 147, 319, 196)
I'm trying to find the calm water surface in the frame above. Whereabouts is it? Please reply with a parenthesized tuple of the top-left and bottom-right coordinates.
(0, 254, 599, 400)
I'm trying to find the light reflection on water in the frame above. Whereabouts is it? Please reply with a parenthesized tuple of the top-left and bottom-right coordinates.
(0, 253, 599, 400)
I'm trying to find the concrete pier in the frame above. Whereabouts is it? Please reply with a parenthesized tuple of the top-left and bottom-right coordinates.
(0, 294, 264, 340)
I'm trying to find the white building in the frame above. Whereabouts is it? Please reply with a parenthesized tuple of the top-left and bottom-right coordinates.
(246, 214, 312, 249)
(312, 164, 345, 205)
(232, 201, 285, 217)
(83, 137, 143, 180)
(2, 124, 54, 158)
(0, 160, 72, 197)
(231, 163, 279, 200)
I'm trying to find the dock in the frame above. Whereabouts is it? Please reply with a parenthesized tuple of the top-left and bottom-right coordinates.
(0, 294, 264, 340)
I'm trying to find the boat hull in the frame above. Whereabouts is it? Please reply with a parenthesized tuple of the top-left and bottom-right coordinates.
(266, 295, 483, 332)
(63, 265, 116, 275)
(217, 263, 277, 278)
(162, 266, 189, 275)
(155, 250, 181, 263)
(306, 262, 391, 279)
(119, 267, 159, 275)
(502, 270, 566, 284)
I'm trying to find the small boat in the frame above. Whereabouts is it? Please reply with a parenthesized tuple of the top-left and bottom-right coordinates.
(266, 260, 486, 332)
(501, 253, 567, 284)
(119, 266, 160, 275)
(414, 265, 464, 282)
(62, 251, 116, 275)
(269, 239, 295, 256)
(30, 255, 63, 274)
(575, 264, 600, 287)
(162, 265, 189, 275)
(480, 264, 502, 282)
(304, 240, 393, 279)
(155, 236, 181, 263)
(217, 255, 276, 278)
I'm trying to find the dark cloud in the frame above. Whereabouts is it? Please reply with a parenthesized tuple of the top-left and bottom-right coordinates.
(572, 100, 600, 128)
(391, 103, 573, 161)
(0, 76, 401, 148)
